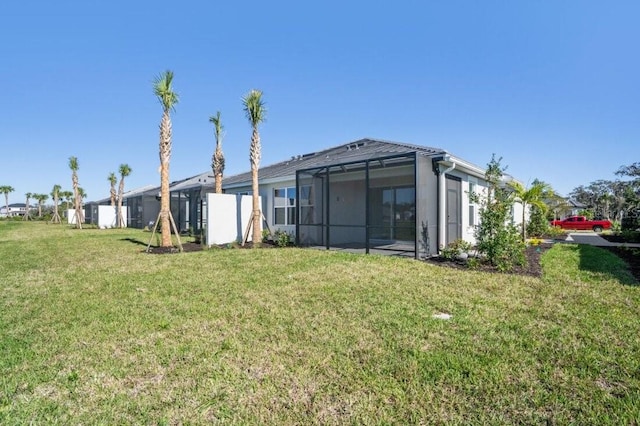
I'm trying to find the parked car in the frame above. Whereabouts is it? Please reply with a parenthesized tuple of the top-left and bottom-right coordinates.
(550, 216, 612, 232)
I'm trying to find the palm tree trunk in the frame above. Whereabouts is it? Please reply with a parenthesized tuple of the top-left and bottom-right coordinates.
(118, 180, 125, 228)
(51, 195, 60, 224)
(250, 127, 261, 246)
(23, 195, 30, 221)
(215, 174, 222, 194)
(160, 111, 172, 247)
(522, 205, 526, 241)
(214, 147, 223, 194)
(72, 173, 82, 229)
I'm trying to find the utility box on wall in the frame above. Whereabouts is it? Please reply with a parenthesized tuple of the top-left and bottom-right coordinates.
(206, 193, 261, 245)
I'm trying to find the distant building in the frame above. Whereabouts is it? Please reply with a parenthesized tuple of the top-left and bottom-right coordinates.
(566, 198, 587, 216)
(0, 203, 34, 217)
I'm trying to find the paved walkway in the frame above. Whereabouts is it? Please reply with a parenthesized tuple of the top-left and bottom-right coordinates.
(563, 232, 640, 248)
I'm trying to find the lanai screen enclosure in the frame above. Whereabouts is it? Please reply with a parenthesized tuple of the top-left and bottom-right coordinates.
(296, 152, 417, 257)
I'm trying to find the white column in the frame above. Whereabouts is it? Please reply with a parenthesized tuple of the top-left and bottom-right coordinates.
(437, 161, 455, 250)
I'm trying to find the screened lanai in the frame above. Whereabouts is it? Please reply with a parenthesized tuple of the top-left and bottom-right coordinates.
(296, 152, 417, 258)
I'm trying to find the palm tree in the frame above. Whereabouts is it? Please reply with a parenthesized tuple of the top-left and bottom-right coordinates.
(33, 194, 49, 218)
(60, 190, 73, 213)
(108, 172, 117, 207)
(68, 156, 82, 228)
(77, 187, 87, 219)
(0, 185, 14, 218)
(242, 89, 266, 246)
(209, 111, 225, 194)
(153, 70, 179, 247)
(23, 192, 33, 220)
(50, 184, 62, 224)
(117, 164, 132, 228)
(509, 180, 551, 240)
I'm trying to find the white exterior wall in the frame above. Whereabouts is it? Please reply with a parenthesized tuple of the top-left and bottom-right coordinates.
(511, 200, 526, 227)
(206, 193, 259, 244)
(100, 205, 127, 228)
(225, 180, 296, 236)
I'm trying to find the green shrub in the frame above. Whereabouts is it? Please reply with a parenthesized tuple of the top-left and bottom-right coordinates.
(526, 205, 550, 237)
(440, 239, 472, 260)
(545, 226, 568, 240)
(472, 155, 526, 272)
(620, 230, 640, 243)
(622, 215, 640, 231)
(273, 230, 293, 247)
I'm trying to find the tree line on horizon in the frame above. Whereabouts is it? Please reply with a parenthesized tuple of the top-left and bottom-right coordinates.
(566, 162, 640, 228)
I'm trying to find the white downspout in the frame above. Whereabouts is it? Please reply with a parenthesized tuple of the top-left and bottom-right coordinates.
(438, 157, 455, 250)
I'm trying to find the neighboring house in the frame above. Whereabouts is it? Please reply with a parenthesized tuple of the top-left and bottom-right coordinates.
(566, 198, 587, 216)
(0, 203, 33, 217)
(222, 138, 525, 258)
(120, 174, 214, 231)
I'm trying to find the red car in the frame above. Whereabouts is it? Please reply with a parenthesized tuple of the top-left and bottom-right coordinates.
(550, 216, 612, 232)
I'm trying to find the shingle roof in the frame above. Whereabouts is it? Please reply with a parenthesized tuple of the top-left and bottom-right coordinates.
(223, 138, 446, 187)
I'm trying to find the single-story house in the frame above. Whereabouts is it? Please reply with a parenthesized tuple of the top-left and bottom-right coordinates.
(222, 138, 525, 258)
(120, 173, 214, 232)
(566, 198, 587, 216)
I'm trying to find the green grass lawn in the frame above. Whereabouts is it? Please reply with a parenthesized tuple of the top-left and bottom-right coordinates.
(1, 221, 639, 424)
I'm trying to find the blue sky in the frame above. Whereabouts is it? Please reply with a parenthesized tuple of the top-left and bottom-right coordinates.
(2, 1, 639, 205)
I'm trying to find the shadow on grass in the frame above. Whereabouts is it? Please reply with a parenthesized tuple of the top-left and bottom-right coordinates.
(120, 237, 149, 247)
(575, 244, 639, 286)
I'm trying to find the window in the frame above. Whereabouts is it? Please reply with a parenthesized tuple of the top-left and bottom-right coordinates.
(468, 178, 477, 227)
(274, 187, 296, 225)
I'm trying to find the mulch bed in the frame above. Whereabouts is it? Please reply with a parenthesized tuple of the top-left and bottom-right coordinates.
(145, 242, 204, 254)
(599, 246, 640, 282)
(424, 244, 552, 278)
(145, 241, 279, 254)
(425, 243, 640, 282)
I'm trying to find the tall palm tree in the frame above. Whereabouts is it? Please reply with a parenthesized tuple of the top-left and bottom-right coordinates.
(509, 180, 551, 240)
(0, 185, 14, 218)
(23, 192, 33, 220)
(68, 156, 82, 228)
(242, 89, 266, 246)
(153, 70, 179, 247)
(50, 184, 62, 224)
(209, 111, 225, 194)
(108, 172, 117, 207)
(117, 164, 132, 228)
(34, 194, 48, 218)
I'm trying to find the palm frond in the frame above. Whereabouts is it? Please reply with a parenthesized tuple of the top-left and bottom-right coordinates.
(242, 89, 266, 126)
(68, 156, 79, 171)
(209, 111, 224, 138)
(153, 70, 179, 112)
(119, 164, 132, 177)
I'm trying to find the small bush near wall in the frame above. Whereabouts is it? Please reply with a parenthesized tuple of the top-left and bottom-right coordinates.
(472, 155, 526, 272)
(527, 205, 550, 237)
(273, 230, 294, 247)
(440, 239, 472, 261)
